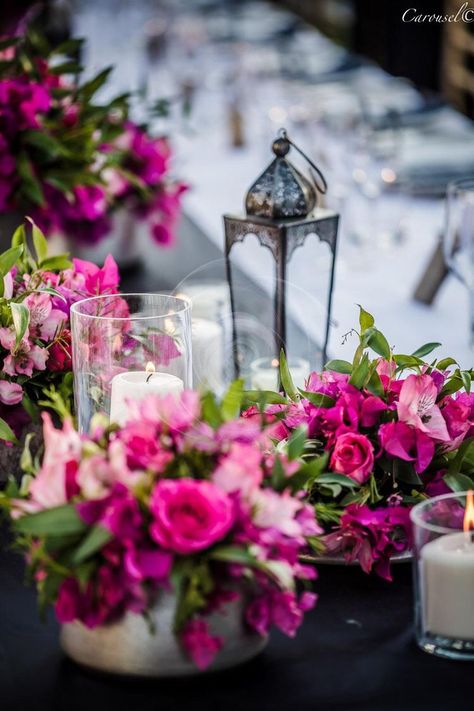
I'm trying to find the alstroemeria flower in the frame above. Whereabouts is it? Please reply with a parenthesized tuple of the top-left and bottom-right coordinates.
(379, 421, 434, 473)
(0, 327, 49, 376)
(0, 380, 23, 405)
(397, 374, 450, 442)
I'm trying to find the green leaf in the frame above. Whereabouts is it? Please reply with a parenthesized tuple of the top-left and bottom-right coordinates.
(436, 357, 457, 371)
(50, 38, 84, 57)
(448, 437, 474, 477)
(366, 368, 384, 397)
(49, 60, 82, 75)
(17, 153, 45, 206)
(39, 255, 72, 271)
(210, 545, 259, 566)
(298, 390, 335, 408)
(294, 453, 329, 488)
(11, 302, 30, 349)
(439, 370, 464, 399)
(279, 349, 298, 400)
(461, 370, 471, 394)
(364, 327, 391, 360)
(349, 352, 370, 389)
(287, 425, 308, 461)
(0, 416, 18, 444)
(444, 471, 474, 493)
(316, 473, 358, 488)
(200, 391, 223, 429)
(412, 342, 442, 359)
(71, 526, 112, 565)
(0, 246, 23, 277)
(11, 224, 26, 249)
(242, 390, 288, 405)
(324, 359, 353, 374)
(393, 354, 425, 369)
(358, 305, 374, 333)
(221, 379, 244, 421)
(79, 66, 113, 99)
(27, 219, 48, 264)
(23, 131, 65, 158)
(15, 505, 87, 536)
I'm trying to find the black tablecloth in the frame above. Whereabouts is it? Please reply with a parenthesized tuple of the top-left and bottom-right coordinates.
(0, 528, 471, 711)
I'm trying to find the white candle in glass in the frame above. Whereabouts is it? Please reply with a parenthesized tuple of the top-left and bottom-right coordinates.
(110, 362, 184, 425)
(421, 531, 474, 640)
(192, 317, 224, 392)
(250, 357, 310, 391)
(180, 282, 230, 322)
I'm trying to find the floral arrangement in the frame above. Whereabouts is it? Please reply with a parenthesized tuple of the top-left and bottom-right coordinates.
(1, 386, 319, 670)
(0, 31, 185, 246)
(0, 221, 119, 445)
(243, 307, 474, 580)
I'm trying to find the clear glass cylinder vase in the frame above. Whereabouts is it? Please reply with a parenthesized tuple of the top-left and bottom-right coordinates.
(410, 491, 474, 660)
(71, 293, 192, 433)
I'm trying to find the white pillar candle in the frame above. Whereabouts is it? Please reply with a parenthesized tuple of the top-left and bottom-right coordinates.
(421, 532, 474, 640)
(250, 357, 310, 391)
(192, 317, 224, 392)
(180, 282, 230, 322)
(109, 367, 184, 425)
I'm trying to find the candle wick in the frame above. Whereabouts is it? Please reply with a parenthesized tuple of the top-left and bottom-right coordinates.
(146, 372, 154, 383)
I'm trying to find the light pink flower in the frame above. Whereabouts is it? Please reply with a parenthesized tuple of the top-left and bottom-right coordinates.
(0, 380, 23, 405)
(28, 414, 82, 509)
(397, 374, 450, 442)
(213, 443, 263, 496)
(0, 326, 49, 376)
(150, 479, 234, 554)
(330, 432, 374, 484)
(251, 489, 302, 537)
(24, 292, 65, 340)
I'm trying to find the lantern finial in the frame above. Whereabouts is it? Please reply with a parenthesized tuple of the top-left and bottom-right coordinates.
(245, 129, 325, 220)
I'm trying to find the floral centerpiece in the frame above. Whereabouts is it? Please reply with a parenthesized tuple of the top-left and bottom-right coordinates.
(0, 31, 185, 247)
(243, 308, 474, 580)
(0, 220, 119, 456)
(1, 385, 318, 674)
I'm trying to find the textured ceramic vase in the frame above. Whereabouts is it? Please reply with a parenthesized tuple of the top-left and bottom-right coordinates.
(60, 590, 267, 677)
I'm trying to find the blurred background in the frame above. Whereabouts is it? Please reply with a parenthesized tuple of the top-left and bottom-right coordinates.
(2, 0, 474, 383)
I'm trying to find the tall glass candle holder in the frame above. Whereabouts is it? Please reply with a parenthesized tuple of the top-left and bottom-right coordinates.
(411, 491, 474, 660)
(71, 294, 192, 432)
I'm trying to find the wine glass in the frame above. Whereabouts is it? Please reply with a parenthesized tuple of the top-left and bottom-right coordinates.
(443, 178, 474, 345)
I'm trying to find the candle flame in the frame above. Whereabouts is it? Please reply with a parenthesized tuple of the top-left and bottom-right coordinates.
(463, 490, 474, 533)
(145, 361, 156, 376)
(271, 358, 279, 368)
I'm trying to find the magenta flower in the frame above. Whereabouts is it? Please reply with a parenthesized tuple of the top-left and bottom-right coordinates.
(150, 479, 234, 554)
(72, 254, 119, 296)
(379, 421, 434, 473)
(181, 619, 223, 670)
(213, 443, 263, 496)
(330, 432, 374, 484)
(397, 374, 450, 442)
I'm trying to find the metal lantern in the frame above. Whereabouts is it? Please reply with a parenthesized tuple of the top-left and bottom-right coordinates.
(223, 129, 339, 379)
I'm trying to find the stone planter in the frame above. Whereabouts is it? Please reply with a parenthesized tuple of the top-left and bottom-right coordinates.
(61, 589, 267, 677)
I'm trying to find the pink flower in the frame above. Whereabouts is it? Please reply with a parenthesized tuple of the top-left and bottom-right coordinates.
(119, 421, 173, 473)
(379, 421, 434, 473)
(181, 619, 223, 670)
(440, 395, 471, 449)
(55, 578, 81, 623)
(23, 292, 65, 340)
(28, 414, 81, 509)
(330, 432, 374, 484)
(124, 547, 172, 582)
(47, 331, 72, 372)
(72, 254, 119, 295)
(0, 380, 23, 405)
(149, 479, 234, 554)
(397, 374, 450, 442)
(251, 489, 303, 537)
(245, 595, 271, 636)
(0, 326, 49, 376)
(213, 443, 263, 496)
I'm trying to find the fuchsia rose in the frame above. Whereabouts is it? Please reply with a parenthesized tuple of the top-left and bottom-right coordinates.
(330, 432, 374, 484)
(149, 479, 234, 554)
